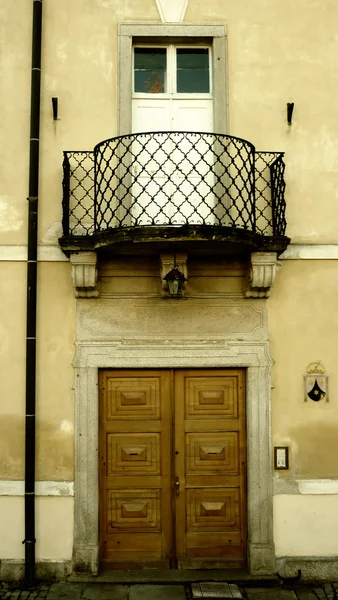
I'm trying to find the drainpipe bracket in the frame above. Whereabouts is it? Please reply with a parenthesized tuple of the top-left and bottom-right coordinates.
(245, 251, 280, 298)
(70, 251, 99, 298)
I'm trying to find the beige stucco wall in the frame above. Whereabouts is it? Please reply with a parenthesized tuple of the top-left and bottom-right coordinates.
(35, 263, 75, 481)
(270, 259, 338, 558)
(0, 497, 73, 560)
(0, 263, 26, 478)
(270, 260, 338, 479)
(0, 3, 31, 245)
(0, 262, 75, 481)
(1, 0, 338, 569)
(2, 0, 338, 245)
(185, 0, 338, 244)
(274, 495, 338, 556)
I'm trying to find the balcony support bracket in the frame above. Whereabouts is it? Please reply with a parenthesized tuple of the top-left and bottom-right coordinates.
(70, 251, 99, 298)
(246, 252, 279, 298)
(160, 252, 188, 297)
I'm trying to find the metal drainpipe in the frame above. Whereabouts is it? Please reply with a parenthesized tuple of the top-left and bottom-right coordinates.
(24, 0, 42, 587)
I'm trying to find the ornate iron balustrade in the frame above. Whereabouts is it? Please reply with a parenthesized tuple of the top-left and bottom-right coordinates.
(61, 132, 287, 242)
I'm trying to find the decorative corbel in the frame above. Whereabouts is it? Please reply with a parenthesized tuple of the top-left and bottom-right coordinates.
(245, 252, 279, 298)
(160, 252, 188, 297)
(70, 251, 99, 298)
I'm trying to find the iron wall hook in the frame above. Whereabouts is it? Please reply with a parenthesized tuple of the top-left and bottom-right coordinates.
(52, 97, 58, 120)
(287, 102, 294, 126)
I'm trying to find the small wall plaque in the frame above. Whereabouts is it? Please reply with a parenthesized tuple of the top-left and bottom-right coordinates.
(274, 446, 289, 470)
(304, 361, 328, 402)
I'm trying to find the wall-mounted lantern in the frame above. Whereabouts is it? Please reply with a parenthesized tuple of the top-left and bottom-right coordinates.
(160, 252, 188, 298)
(163, 266, 187, 297)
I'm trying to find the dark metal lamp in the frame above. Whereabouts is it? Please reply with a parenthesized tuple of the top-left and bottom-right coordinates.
(163, 266, 187, 297)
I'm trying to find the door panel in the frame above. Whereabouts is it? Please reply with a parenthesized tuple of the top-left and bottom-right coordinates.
(171, 99, 213, 132)
(132, 46, 214, 227)
(132, 98, 214, 226)
(174, 370, 246, 568)
(100, 369, 246, 569)
(100, 370, 172, 569)
(132, 99, 172, 133)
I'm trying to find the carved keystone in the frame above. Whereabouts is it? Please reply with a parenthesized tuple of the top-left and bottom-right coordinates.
(156, 0, 188, 23)
(70, 251, 98, 298)
(160, 252, 188, 297)
(245, 252, 279, 298)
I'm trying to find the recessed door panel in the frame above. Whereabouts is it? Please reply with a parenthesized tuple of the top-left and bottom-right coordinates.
(107, 433, 161, 475)
(107, 489, 161, 531)
(185, 376, 239, 419)
(100, 369, 246, 569)
(106, 376, 161, 419)
(185, 432, 239, 475)
(186, 488, 240, 530)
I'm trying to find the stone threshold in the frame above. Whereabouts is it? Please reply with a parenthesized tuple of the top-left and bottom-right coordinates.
(67, 569, 278, 585)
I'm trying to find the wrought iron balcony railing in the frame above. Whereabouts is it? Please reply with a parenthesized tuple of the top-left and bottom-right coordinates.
(61, 132, 287, 250)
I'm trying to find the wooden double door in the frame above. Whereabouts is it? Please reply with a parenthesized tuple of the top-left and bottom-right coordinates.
(99, 369, 247, 569)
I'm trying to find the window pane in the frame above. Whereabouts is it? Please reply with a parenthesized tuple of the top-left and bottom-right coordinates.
(177, 70, 210, 93)
(134, 48, 166, 93)
(177, 48, 209, 70)
(176, 49, 210, 93)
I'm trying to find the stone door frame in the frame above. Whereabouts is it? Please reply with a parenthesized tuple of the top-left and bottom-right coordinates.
(72, 339, 275, 575)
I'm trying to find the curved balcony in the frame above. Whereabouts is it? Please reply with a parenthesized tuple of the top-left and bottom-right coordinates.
(59, 132, 289, 256)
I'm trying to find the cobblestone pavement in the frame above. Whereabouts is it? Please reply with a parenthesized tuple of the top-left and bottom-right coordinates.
(0, 582, 337, 600)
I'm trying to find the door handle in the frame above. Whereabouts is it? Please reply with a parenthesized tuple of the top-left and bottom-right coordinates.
(175, 476, 180, 497)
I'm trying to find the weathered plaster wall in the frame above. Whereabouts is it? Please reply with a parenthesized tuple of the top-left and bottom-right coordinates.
(185, 0, 338, 244)
(270, 259, 338, 558)
(269, 260, 338, 479)
(38, 0, 160, 245)
(0, 3, 31, 245)
(2, 0, 337, 245)
(1, 0, 338, 571)
(35, 263, 75, 481)
(0, 263, 26, 478)
(0, 262, 75, 481)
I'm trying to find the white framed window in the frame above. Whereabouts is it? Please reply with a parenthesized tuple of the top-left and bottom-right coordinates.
(118, 23, 228, 135)
(133, 45, 212, 96)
